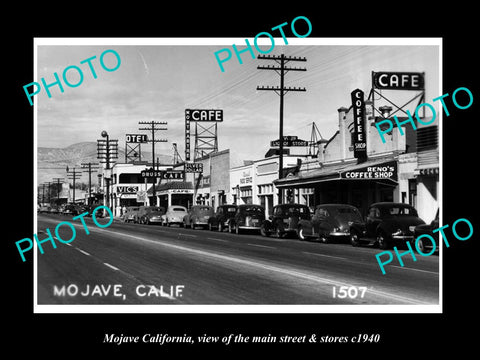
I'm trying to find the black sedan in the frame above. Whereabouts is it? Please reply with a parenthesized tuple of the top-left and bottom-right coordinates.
(297, 204, 362, 243)
(261, 203, 310, 238)
(208, 204, 238, 231)
(349, 202, 425, 249)
(413, 210, 439, 254)
(229, 204, 265, 234)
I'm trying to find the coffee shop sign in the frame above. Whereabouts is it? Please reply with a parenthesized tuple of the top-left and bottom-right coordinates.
(341, 162, 397, 180)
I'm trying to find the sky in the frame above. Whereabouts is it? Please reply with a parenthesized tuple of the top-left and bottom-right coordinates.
(36, 38, 440, 165)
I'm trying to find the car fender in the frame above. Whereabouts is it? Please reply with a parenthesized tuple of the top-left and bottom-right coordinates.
(349, 222, 366, 236)
(298, 219, 313, 235)
(261, 219, 272, 231)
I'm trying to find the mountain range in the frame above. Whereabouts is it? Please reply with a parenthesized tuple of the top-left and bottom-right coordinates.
(37, 142, 172, 185)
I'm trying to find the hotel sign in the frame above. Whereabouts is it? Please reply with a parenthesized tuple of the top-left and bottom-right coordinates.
(351, 88, 367, 159)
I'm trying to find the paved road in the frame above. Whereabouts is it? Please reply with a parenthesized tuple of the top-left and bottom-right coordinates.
(36, 213, 440, 308)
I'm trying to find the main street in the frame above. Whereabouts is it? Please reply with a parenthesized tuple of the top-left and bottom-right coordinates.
(36, 213, 440, 308)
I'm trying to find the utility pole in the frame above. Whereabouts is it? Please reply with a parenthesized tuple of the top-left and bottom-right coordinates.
(66, 167, 81, 204)
(139, 121, 168, 206)
(97, 131, 118, 214)
(257, 54, 306, 204)
(81, 162, 99, 206)
(52, 177, 63, 204)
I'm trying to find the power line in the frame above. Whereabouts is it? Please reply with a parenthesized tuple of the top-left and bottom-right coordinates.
(257, 53, 307, 205)
(139, 121, 168, 205)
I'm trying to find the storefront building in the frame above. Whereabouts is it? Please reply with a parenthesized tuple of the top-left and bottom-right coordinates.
(275, 99, 439, 222)
(230, 154, 311, 215)
(190, 149, 230, 208)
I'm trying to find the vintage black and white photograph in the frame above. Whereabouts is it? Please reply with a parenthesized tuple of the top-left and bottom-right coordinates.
(33, 38, 441, 312)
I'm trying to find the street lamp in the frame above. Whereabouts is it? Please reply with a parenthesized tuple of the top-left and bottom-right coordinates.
(101, 130, 110, 215)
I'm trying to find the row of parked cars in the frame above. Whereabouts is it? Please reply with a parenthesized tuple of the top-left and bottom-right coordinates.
(121, 202, 439, 251)
(37, 203, 94, 216)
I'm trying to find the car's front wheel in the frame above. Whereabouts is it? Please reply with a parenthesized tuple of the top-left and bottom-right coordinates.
(350, 230, 360, 247)
(377, 231, 390, 250)
(298, 226, 307, 241)
(260, 223, 270, 237)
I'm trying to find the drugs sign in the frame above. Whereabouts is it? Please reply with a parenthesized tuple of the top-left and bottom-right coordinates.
(141, 168, 185, 180)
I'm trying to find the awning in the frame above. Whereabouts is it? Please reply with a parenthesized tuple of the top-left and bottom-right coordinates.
(275, 157, 398, 188)
(147, 181, 193, 195)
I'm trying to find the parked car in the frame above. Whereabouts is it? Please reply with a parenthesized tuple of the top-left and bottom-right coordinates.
(261, 203, 310, 238)
(349, 202, 425, 249)
(62, 203, 78, 216)
(208, 204, 238, 231)
(38, 205, 50, 213)
(413, 209, 439, 254)
(183, 205, 214, 229)
(162, 205, 188, 226)
(48, 206, 60, 214)
(229, 204, 266, 234)
(137, 206, 165, 225)
(123, 206, 140, 223)
(297, 204, 362, 242)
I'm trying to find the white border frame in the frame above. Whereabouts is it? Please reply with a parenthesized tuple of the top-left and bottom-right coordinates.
(33, 37, 442, 314)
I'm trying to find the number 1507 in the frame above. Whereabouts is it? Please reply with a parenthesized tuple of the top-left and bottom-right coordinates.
(332, 286, 367, 299)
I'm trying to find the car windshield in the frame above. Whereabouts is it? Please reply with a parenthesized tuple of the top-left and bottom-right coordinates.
(196, 207, 211, 212)
(381, 205, 418, 217)
(172, 207, 186, 212)
(226, 207, 237, 212)
(242, 206, 263, 213)
(335, 207, 362, 221)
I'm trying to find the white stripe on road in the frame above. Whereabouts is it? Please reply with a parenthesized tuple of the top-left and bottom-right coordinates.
(247, 243, 276, 249)
(391, 265, 438, 275)
(103, 262, 120, 271)
(76, 248, 91, 256)
(303, 251, 347, 261)
(178, 233, 197, 238)
(207, 237, 228, 243)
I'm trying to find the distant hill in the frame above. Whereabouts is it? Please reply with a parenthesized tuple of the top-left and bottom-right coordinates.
(37, 142, 172, 185)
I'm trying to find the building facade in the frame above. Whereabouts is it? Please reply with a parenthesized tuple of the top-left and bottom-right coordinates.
(275, 98, 439, 222)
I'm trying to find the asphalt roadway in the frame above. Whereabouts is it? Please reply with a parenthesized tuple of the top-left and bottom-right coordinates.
(36, 213, 440, 308)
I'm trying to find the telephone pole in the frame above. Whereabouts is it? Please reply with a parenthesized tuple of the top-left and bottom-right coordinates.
(52, 177, 64, 204)
(257, 54, 306, 204)
(81, 162, 99, 206)
(97, 131, 118, 213)
(66, 167, 81, 204)
(139, 121, 168, 206)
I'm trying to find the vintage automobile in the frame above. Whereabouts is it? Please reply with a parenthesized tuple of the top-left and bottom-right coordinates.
(38, 204, 51, 213)
(183, 205, 214, 229)
(297, 204, 362, 242)
(137, 206, 165, 225)
(123, 206, 140, 223)
(260, 203, 310, 238)
(349, 202, 425, 249)
(62, 203, 78, 216)
(229, 204, 266, 234)
(413, 209, 439, 254)
(162, 205, 188, 226)
(208, 204, 238, 231)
